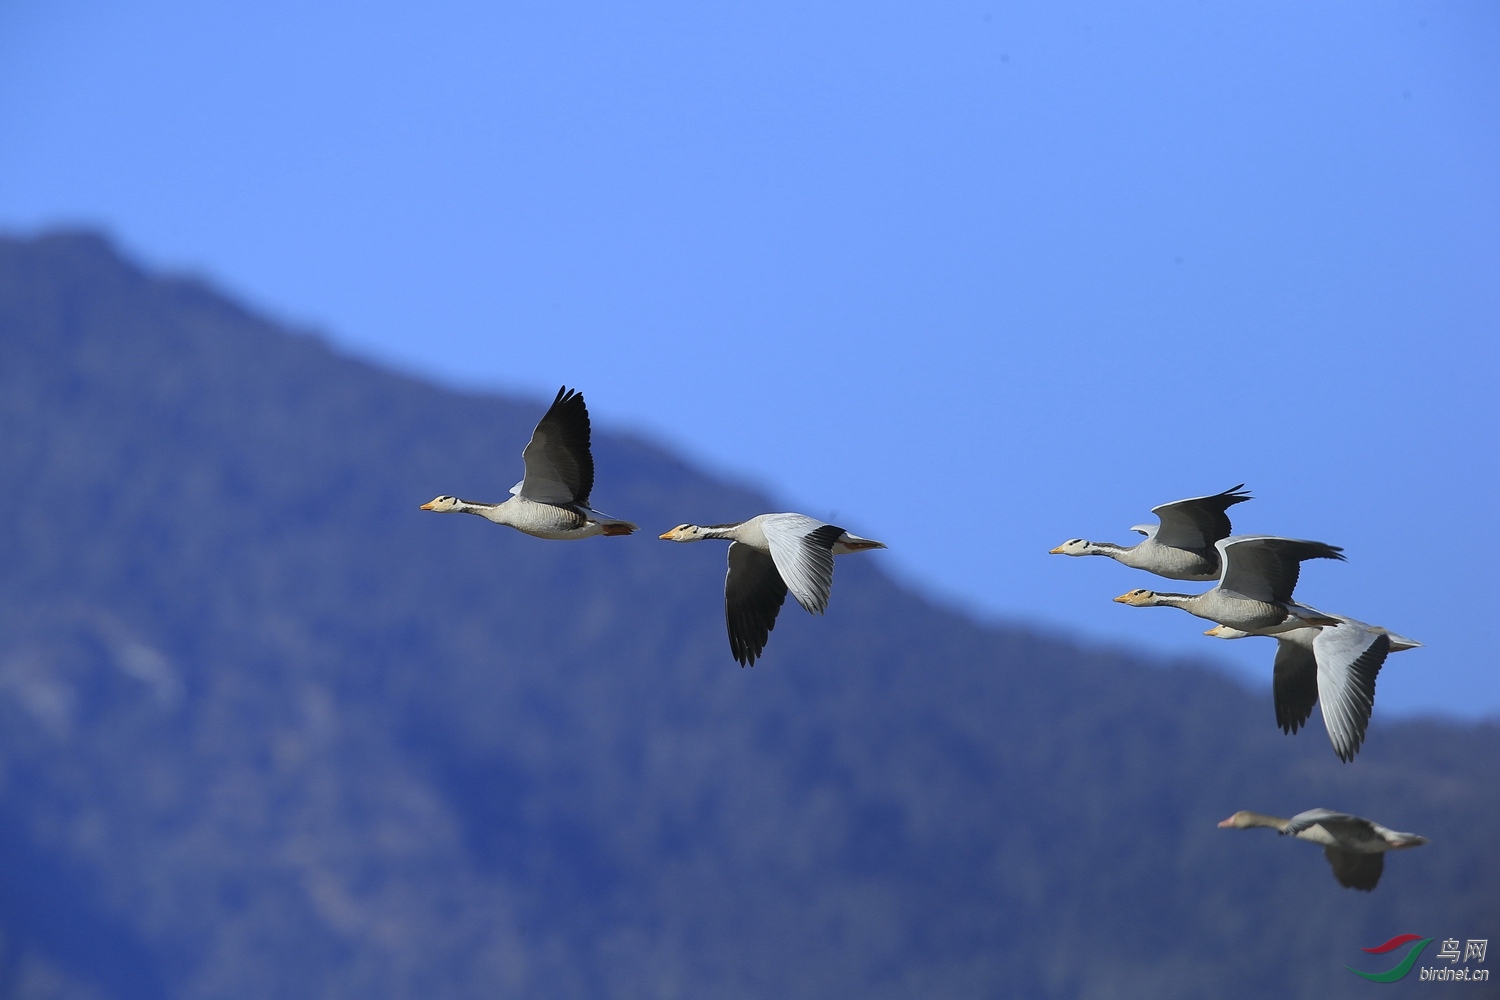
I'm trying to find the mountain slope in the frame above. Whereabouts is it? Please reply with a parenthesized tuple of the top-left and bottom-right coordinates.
(0, 232, 1494, 999)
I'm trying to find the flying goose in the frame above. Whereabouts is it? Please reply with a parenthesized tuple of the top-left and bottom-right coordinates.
(1050, 485, 1251, 581)
(1205, 618, 1421, 762)
(1218, 808, 1428, 891)
(421, 386, 637, 539)
(1113, 535, 1344, 634)
(659, 514, 885, 666)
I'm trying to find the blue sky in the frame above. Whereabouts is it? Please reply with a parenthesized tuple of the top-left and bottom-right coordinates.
(2, 1, 1496, 716)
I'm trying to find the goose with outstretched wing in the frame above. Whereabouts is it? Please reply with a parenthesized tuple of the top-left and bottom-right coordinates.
(1218, 808, 1428, 891)
(1050, 485, 1251, 580)
(1113, 535, 1344, 633)
(1206, 617, 1420, 762)
(421, 386, 637, 539)
(660, 514, 885, 666)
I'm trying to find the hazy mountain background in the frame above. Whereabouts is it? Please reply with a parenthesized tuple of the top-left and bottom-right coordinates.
(0, 232, 1494, 999)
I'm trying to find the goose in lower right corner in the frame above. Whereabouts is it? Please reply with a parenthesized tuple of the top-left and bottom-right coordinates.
(659, 513, 885, 666)
(1205, 618, 1422, 762)
(1218, 808, 1428, 891)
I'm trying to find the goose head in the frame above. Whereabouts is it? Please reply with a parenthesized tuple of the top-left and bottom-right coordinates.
(1203, 625, 1254, 639)
(1113, 589, 1161, 607)
(1049, 538, 1093, 556)
(659, 523, 707, 542)
(420, 495, 463, 512)
(1217, 810, 1290, 830)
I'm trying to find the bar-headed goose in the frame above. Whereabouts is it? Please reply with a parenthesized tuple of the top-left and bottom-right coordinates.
(1218, 808, 1428, 891)
(1113, 535, 1344, 633)
(1205, 618, 1421, 762)
(421, 386, 637, 539)
(1049, 485, 1251, 581)
(659, 514, 885, 666)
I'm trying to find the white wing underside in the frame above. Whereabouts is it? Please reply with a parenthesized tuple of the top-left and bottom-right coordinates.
(1313, 622, 1388, 761)
(761, 514, 838, 614)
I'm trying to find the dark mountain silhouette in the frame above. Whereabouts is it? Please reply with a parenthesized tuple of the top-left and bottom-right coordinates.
(0, 231, 1494, 999)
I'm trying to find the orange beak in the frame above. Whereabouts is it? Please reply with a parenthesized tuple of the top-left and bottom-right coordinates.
(658, 530, 675, 540)
(1048, 545, 1065, 555)
(419, 501, 436, 510)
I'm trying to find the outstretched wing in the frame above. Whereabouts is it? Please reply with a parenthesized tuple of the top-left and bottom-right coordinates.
(1323, 847, 1384, 891)
(1283, 808, 1363, 837)
(1151, 485, 1251, 550)
(1272, 635, 1320, 735)
(517, 386, 594, 506)
(761, 514, 844, 615)
(725, 542, 788, 666)
(1315, 625, 1389, 762)
(1217, 536, 1345, 604)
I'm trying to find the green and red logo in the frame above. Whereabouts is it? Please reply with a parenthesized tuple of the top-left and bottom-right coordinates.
(1348, 934, 1490, 982)
(1348, 935, 1432, 983)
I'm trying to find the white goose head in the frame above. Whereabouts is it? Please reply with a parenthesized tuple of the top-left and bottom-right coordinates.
(1203, 624, 1254, 639)
(659, 523, 711, 542)
(1113, 589, 1165, 607)
(1049, 538, 1094, 556)
(420, 495, 464, 512)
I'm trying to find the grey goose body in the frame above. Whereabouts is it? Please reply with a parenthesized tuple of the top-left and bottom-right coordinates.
(1218, 808, 1428, 891)
(420, 386, 638, 540)
(660, 514, 885, 666)
(1206, 617, 1421, 762)
(1050, 485, 1251, 581)
(1113, 535, 1345, 633)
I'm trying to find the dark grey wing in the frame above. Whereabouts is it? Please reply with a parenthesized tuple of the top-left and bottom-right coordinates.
(1151, 485, 1252, 550)
(1284, 808, 1364, 837)
(1217, 536, 1346, 604)
(1316, 626, 1389, 763)
(517, 386, 594, 506)
(725, 542, 789, 667)
(1323, 847, 1384, 891)
(1272, 638, 1319, 735)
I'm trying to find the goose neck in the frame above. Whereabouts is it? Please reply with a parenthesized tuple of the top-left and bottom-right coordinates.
(464, 500, 510, 523)
(1089, 540, 1131, 557)
(1147, 592, 1197, 610)
(1222, 811, 1290, 832)
(1242, 812, 1291, 832)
